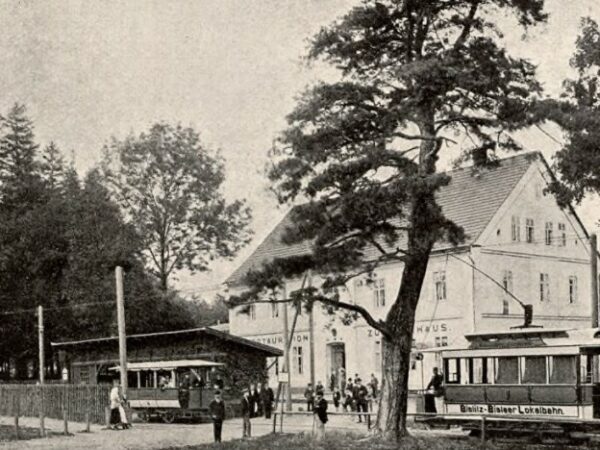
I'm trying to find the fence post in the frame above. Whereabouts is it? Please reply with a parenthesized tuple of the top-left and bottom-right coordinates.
(39, 385, 45, 437)
(272, 412, 277, 434)
(279, 410, 284, 433)
(14, 396, 20, 440)
(367, 412, 371, 430)
(85, 385, 91, 432)
(63, 384, 69, 435)
(63, 405, 69, 435)
(480, 416, 486, 444)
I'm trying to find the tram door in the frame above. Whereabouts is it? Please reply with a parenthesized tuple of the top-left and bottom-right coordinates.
(587, 353, 600, 418)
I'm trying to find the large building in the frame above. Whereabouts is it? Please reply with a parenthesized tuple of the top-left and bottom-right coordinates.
(225, 153, 594, 390)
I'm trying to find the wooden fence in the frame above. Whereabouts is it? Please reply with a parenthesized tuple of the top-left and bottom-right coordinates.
(0, 384, 111, 424)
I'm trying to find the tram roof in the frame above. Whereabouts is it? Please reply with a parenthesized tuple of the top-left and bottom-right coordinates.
(109, 359, 224, 371)
(437, 328, 600, 358)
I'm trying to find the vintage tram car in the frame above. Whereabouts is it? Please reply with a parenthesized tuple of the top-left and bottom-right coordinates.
(112, 359, 235, 423)
(421, 328, 600, 440)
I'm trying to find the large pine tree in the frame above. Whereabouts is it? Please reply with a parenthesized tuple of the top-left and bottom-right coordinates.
(234, 0, 550, 439)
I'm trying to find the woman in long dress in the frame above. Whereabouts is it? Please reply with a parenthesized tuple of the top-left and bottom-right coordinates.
(109, 381, 121, 430)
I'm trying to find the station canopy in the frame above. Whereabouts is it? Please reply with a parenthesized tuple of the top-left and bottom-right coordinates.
(110, 359, 224, 372)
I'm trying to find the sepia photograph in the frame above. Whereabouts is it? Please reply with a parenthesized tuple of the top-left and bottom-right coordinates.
(0, 1, 599, 448)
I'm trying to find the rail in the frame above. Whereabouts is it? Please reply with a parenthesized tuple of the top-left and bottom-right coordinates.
(272, 410, 600, 443)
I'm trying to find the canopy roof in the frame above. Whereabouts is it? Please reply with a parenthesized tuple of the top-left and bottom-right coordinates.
(109, 359, 224, 372)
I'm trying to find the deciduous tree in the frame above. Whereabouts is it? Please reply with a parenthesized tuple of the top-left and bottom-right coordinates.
(102, 123, 252, 290)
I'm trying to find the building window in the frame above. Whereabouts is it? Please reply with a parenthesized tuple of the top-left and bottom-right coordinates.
(569, 276, 578, 304)
(292, 346, 303, 375)
(526, 219, 535, 243)
(373, 278, 386, 307)
(511, 216, 520, 242)
(502, 271, 513, 315)
(540, 273, 550, 302)
(79, 367, 89, 385)
(433, 271, 446, 301)
(271, 302, 279, 318)
(558, 223, 566, 247)
(545, 222, 553, 245)
(435, 336, 449, 347)
(249, 304, 256, 320)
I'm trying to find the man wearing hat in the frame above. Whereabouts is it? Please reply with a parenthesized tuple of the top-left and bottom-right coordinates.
(209, 390, 226, 442)
(313, 391, 328, 440)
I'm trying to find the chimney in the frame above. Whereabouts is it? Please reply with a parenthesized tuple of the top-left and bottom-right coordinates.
(472, 147, 489, 167)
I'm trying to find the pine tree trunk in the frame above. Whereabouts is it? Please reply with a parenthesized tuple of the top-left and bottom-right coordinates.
(374, 186, 435, 440)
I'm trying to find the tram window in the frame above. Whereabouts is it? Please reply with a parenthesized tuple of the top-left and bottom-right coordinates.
(460, 359, 470, 384)
(444, 358, 460, 384)
(521, 356, 547, 384)
(581, 355, 593, 384)
(549, 355, 577, 384)
(470, 358, 492, 384)
(495, 357, 518, 384)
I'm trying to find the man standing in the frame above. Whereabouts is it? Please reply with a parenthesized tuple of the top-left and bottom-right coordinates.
(369, 373, 379, 399)
(261, 383, 274, 419)
(255, 384, 264, 417)
(339, 367, 346, 395)
(304, 383, 314, 411)
(209, 391, 225, 443)
(353, 378, 368, 423)
(178, 373, 191, 409)
(248, 384, 257, 418)
(313, 391, 328, 441)
(241, 389, 252, 438)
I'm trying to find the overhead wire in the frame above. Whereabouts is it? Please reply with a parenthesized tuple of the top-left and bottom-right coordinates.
(0, 300, 116, 317)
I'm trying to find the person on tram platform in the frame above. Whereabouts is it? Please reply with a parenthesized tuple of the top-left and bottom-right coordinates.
(178, 373, 191, 409)
(425, 367, 445, 413)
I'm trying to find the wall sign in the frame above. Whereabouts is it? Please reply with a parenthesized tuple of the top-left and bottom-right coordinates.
(446, 403, 577, 417)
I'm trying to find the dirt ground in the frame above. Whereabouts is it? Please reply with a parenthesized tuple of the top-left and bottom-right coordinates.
(0, 413, 380, 450)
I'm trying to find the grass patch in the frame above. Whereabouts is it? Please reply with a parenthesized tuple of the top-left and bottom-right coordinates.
(157, 431, 598, 450)
(0, 423, 61, 442)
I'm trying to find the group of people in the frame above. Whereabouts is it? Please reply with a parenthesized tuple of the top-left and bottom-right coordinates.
(238, 383, 275, 440)
(304, 372, 379, 423)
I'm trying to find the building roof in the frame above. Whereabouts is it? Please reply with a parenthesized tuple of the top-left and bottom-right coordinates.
(226, 152, 538, 286)
(51, 326, 282, 357)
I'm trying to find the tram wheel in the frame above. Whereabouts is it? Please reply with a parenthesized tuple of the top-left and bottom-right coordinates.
(162, 411, 176, 424)
(138, 411, 150, 422)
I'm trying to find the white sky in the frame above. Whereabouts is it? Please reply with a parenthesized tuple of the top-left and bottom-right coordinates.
(1, 0, 598, 294)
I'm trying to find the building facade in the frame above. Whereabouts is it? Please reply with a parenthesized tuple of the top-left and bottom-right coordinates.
(226, 153, 594, 391)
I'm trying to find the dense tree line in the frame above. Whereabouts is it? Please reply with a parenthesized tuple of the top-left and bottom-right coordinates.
(0, 105, 231, 379)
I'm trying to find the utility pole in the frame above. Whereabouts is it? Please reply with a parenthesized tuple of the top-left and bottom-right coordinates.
(38, 306, 44, 384)
(115, 266, 128, 396)
(307, 270, 315, 389)
(592, 234, 599, 328)
(38, 305, 45, 436)
(281, 286, 292, 411)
